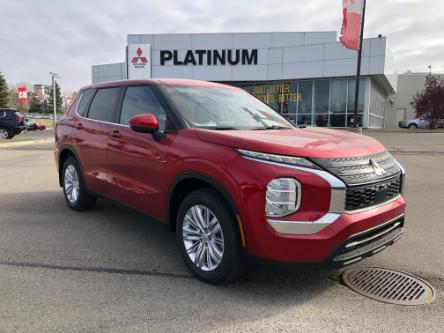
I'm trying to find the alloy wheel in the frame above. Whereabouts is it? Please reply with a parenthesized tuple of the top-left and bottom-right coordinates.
(182, 205, 225, 271)
(0, 128, 8, 139)
(64, 164, 80, 204)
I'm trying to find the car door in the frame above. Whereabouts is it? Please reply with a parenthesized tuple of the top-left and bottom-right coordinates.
(418, 117, 428, 129)
(105, 85, 175, 220)
(74, 87, 124, 194)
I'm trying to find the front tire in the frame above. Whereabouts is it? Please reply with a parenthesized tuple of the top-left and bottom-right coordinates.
(62, 157, 97, 211)
(177, 189, 244, 284)
(408, 123, 418, 129)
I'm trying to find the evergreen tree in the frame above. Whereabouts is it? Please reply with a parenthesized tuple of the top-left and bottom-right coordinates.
(29, 96, 43, 113)
(42, 99, 49, 114)
(0, 72, 9, 107)
(46, 82, 63, 114)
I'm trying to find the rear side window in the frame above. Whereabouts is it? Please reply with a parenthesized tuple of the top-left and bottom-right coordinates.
(87, 87, 122, 122)
(120, 86, 167, 130)
(77, 89, 95, 117)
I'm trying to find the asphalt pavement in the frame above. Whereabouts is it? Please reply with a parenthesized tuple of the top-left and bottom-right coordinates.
(0, 132, 443, 332)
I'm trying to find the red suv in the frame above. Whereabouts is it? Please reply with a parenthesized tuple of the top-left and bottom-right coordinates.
(55, 79, 406, 284)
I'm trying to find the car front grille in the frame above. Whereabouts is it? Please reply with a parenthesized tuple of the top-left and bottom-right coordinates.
(312, 151, 403, 211)
(312, 150, 401, 186)
(345, 176, 401, 211)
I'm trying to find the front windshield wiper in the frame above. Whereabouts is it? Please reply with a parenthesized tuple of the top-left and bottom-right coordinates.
(200, 126, 239, 130)
(251, 125, 292, 130)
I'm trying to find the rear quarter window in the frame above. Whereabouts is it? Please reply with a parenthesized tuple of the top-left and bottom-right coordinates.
(76, 89, 95, 117)
(87, 87, 122, 123)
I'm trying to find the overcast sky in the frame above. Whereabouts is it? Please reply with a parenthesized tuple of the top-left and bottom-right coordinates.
(0, 0, 442, 92)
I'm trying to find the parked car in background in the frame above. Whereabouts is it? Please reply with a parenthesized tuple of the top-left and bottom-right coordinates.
(24, 118, 47, 131)
(56, 79, 406, 284)
(399, 117, 444, 129)
(0, 108, 25, 139)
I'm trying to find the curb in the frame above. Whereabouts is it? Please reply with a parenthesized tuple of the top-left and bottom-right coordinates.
(0, 138, 54, 148)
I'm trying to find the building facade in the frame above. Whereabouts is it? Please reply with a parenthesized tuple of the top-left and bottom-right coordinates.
(92, 32, 397, 128)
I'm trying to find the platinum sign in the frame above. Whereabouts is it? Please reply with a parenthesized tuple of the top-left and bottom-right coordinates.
(160, 49, 258, 66)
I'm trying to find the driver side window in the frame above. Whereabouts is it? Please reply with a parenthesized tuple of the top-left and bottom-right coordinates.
(120, 86, 167, 130)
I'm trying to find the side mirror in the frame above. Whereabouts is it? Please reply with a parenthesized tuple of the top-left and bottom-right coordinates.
(129, 114, 159, 134)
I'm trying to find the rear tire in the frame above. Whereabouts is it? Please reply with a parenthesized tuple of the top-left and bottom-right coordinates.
(62, 157, 97, 211)
(176, 188, 245, 284)
(0, 127, 12, 139)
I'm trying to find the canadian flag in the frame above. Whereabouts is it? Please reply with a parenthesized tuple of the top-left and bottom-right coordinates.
(340, 0, 365, 50)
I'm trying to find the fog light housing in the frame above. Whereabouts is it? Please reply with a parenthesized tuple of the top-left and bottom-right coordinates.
(266, 178, 302, 217)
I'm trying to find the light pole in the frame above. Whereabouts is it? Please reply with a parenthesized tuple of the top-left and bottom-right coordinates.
(49, 72, 59, 124)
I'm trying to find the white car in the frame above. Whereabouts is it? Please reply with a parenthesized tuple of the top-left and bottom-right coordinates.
(399, 117, 444, 129)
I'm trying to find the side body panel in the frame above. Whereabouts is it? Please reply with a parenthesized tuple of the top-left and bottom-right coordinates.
(105, 123, 174, 220)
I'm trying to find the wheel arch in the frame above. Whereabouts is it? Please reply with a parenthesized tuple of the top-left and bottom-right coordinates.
(167, 172, 239, 232)
(58, 144, 84, 187)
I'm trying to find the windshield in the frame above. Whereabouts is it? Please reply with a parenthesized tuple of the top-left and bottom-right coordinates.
(161, 86, 294, 130)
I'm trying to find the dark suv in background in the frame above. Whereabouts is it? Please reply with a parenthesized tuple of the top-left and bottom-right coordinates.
(0, 108, 25, 139)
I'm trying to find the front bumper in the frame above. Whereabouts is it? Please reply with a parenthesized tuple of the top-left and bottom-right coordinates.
(223, 152, 406, 264)
(254, 195, 406, 263)
(328, 213, 404, 266)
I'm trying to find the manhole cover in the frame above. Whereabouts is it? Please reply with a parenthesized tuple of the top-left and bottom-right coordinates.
(342, 267, 436, 305)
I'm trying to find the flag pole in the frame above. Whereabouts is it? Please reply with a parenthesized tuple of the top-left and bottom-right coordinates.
(353, 0, 366, 128)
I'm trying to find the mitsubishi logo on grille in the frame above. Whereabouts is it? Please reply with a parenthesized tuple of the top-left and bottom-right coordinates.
(370, 159, 386, 176)
(131, 48, 148, 67)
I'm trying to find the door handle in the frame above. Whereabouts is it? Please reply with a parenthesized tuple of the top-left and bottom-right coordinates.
(111, 130, 121, 138)
(75, 123, 83, 130)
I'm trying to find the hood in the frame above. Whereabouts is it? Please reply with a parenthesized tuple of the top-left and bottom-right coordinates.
(195, 127, 385, 159)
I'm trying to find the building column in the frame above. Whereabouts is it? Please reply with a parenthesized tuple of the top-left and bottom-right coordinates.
(363, 77, 372, 128)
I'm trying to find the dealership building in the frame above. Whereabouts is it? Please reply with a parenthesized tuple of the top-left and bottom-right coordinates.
(92, 32, 398, 128)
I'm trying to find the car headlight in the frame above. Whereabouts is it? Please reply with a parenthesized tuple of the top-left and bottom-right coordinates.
(266, 178, 302, 217)
(235, 148, 319, 169)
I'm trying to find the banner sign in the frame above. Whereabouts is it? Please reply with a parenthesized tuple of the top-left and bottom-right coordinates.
(18, 87, 27, 103)
(340, 0, 365, 50)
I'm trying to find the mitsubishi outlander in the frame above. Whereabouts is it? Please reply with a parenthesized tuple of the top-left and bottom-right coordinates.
(55, 79, 406, 284)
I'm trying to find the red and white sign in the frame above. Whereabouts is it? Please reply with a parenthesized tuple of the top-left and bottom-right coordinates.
(340, 0, 364, 50)
(18, 87, 28, 103)
(127, 44, 152, 79)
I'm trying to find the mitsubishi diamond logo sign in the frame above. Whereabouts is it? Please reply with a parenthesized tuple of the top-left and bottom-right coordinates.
(131, 47, 148, 67)
(128, 44, 152, 79)
(370, 159, 386, 176)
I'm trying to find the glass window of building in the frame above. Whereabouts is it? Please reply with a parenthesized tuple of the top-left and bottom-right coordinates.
(347, 78, 365, 113)
(298, 80, 313, 125)
(251, 84, 268, 105)
(331, 79, 347, 113)
(281, 81, 297, 115)
(313, 80, 330, 127)
(267, 82, 281, 111)
(314, 80, 330, 114)
(330, 79, 347, 127)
